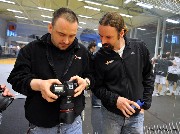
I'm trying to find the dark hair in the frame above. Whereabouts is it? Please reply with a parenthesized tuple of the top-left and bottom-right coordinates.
(162, 54, 167, 58)
(166, 52, 171, 58)
(88, 42, 96, 50)
(52, 7, 78, 26)
(99, 12, 128, 34)
(174, 52, 179, 57)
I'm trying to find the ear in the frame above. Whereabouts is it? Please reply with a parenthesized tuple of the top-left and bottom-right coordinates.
(119, 29, 125, 38)
(48, 23, 53, 34)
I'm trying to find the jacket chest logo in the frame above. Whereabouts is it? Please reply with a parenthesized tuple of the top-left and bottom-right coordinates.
(74, 55, 81, 60)
(131, 52, 135, 55)
(105, 60, 114, 65)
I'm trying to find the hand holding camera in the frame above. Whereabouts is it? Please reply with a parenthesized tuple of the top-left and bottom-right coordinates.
(69, 75, 90, 97)
(50, 81, 78, 97)
(50, 77, 87, 124)
(0, 85, 14, 112)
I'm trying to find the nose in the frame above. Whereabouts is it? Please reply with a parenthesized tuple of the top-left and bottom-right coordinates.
(63, 36, 69, 44)
(101, 37, 108, 45)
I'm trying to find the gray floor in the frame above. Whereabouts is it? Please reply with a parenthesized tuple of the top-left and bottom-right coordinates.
(0, 64, 180, 134)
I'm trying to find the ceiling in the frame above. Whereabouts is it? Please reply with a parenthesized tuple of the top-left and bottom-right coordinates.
(0, 0, 180, 34)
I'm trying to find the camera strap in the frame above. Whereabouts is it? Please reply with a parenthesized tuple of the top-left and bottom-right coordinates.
(61, 51, 75, 79)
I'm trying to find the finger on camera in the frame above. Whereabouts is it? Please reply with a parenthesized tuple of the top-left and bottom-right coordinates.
(69, 75, 79, 81)
(74, 85, 81, 93)
(49, 92, 58, 100)
(74, 92, 81, 97)
(51, 79, 61, 85)
(0, 84, 6, 89)
(46, 97, 56, 102)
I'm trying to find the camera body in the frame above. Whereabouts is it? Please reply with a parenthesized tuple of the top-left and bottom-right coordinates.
(0, 86, 14, 112)
(50, 81, 78, 97)
(50, 81, 78, 124)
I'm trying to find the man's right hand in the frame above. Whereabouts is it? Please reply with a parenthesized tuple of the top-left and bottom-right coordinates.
(30, 79, 61, 102)
(116, 97, 140, 118)
(0, 84, 14, 97)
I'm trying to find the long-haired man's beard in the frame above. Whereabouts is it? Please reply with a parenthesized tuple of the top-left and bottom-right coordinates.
(102, 43, 114, 50)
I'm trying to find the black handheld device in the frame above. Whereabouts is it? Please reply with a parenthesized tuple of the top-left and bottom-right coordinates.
(131, 99, 144, 110)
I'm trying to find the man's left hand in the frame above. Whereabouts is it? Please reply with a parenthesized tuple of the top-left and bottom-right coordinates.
(69, 75, 88, 97)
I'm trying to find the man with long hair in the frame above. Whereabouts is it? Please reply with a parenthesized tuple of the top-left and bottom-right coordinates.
(92, 12, 154, 134)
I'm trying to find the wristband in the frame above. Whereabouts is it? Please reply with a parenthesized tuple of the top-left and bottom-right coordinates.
(85, 79, 90, 90)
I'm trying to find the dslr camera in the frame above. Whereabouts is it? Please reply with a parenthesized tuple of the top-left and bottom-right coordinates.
(0, 86, 14, 112)
(50, 81, 78, 124)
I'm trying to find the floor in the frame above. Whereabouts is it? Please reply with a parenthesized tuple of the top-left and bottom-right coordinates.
(0, 63, 180, 134)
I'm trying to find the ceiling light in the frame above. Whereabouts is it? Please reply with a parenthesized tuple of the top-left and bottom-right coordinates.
(0, 0, 15, 4)
(124, 0, 132, 4)
(15, 16, 28, 19)
(78, 15, 92, 19)
(94, 29, 98, 31)
(120, 13, 133, 18)
(137, 28, 146, 30)
(103, 5, 119, 9)
(7, 9, 22, 13)
(79, 22, 86, 24)
(77, 0, 83, 1)
(85, 0, 102, 6)
(136, 2, 153, 9)
(41, 15, 52, 19)
(16, 41, 29, 44)
(84, 6, 100, 11)
(78, 26, 83, 29)
(166, 19, 179, 24)
(43, 20, 51, 23)
(37, 7, 54, 12)
(130, 0, 179, 15)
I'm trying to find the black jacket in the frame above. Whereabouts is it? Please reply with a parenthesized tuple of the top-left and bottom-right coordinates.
(7, 33, 94, 127)
(92, 38, 154, 116)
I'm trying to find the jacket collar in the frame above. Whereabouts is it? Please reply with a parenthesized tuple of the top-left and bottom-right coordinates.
(99, 36, 132, 55)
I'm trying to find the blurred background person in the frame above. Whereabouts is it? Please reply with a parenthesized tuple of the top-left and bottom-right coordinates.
(154, 54, 175, 96)
(87, 42, 101, 108)
(166, 52, 180, 95)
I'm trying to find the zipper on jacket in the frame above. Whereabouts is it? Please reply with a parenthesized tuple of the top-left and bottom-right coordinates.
(120, 57, 130, 99)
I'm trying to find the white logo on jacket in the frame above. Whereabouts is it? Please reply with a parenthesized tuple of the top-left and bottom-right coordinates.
(74, 55, 81, 59)
(105, 60, 114, 65)
(131, 52, 135, 55)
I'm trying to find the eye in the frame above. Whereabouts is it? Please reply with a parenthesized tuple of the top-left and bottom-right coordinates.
(106, 36, 111, 39)
(59, 33, 65, 37)
(69, 35, 75, 38)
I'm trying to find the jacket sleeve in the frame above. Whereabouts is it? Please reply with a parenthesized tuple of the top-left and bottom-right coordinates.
(141, 42, 155, 110)
(92, 55, 119, 108)
(7, 43, 36, 96)
(80, 47, 95, 89)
